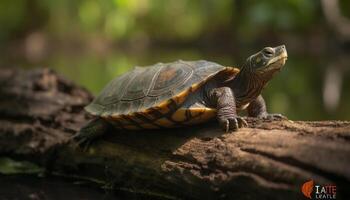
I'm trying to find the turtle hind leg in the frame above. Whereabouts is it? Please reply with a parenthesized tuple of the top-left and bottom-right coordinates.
(72, 118, 111, 149)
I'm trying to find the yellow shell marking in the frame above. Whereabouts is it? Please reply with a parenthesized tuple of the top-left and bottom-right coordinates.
(182, 108, 217, 125)
(154, 118, 175, 127)
(171, 108, 187, 122)
(225, 67, 240, 75)
(105, 107, 217, 130)
(171, 107, 217, 124)
(156, 101, 172, 115)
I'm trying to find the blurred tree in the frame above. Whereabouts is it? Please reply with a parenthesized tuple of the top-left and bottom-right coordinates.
(0, 0, 349, 120)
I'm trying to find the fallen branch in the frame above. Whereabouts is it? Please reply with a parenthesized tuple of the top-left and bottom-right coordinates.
(0, 68, 349, 199)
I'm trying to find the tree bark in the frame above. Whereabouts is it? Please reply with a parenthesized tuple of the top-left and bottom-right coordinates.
(0, 68, 349, 200)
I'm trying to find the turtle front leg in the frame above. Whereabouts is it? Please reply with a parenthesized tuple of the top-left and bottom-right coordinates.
(247, 95, 286, 120)
(209, 87, 248, 132)
(72, 118, 111, 149)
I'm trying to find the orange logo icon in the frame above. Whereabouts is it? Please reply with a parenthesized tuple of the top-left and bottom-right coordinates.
(302, 180, 314, 199)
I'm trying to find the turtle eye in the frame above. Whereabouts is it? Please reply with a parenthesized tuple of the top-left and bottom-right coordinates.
(263, 47, 274, 57)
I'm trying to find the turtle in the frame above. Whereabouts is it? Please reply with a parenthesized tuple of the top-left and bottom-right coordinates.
(73, 45, 288, 145)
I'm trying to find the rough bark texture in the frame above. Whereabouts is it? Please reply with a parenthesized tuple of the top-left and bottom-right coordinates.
(0, 68, 349, 200)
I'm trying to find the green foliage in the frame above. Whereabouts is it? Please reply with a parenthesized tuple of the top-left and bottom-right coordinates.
(0, 157, 43, 175)
(0, 0, 326, 42)
(0, 0, 349, 120)
(245, 0, 318, 30)
(0, 0, 26, 41)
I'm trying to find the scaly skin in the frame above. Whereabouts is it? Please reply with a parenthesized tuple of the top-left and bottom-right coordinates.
(209, 87, 247, 132)
(247, 95, 285, 120)
(208, 45, 288, 131)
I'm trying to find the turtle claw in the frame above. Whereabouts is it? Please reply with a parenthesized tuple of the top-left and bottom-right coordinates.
(259, 113, 287, 120)
(225, 120, 230, 133)
(272, 113, 287, 120)
(229, 118, 239, 131)
(239, 117, 249, 127)
(220, 116, 248, 132)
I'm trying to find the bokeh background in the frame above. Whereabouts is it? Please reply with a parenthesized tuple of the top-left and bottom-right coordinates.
(0, 0, 349, 120)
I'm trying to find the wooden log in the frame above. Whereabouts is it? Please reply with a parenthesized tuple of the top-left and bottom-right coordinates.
(0, 68, 349, 199)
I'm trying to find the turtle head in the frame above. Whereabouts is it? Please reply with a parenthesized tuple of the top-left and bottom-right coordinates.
(245, 45, 287, 75)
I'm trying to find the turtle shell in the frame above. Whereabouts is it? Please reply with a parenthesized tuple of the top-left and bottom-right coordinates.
(85, 60, 239, 129)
